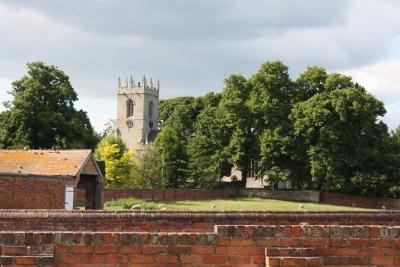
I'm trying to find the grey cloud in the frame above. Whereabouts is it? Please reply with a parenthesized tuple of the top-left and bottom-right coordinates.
(1, 0, 400, 131)
(3, 0, 349, 41)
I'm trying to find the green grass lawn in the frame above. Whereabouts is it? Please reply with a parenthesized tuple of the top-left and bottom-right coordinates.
(103, 197, 373, 211)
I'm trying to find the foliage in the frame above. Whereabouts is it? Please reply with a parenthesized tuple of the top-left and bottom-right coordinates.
(153, 60, 399, 197)
(250, 62, 297, 186)
(219, 74, 255, 181)
(156, 92, 223, 188)
(187, 106, 230, 188)
(391, 126, 400, 147)
(291, 87, 395, 195)
(95, 135, 136, 188)
(154, 126, 187, 188)
(0, 61, 98, 149)
(159, 96, 196, 128)
(295, 66, 327, 101)
(130, 147, 163, 189)
(389, 127, 400, 198)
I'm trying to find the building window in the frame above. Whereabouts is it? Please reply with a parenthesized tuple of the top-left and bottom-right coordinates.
(126, 99, 134, 118)
(149, 101, 154, 119)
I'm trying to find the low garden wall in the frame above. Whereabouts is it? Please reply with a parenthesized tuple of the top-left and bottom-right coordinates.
(1, 210, 400, 232)
(1, 220, 400, 266)
(320, 191, 400, 210)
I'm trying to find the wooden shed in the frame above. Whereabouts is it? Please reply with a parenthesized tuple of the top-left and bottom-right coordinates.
(0, 149, 104, 210)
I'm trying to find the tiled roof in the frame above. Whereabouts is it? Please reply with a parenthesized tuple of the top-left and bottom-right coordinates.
(0, 149, 92, 177)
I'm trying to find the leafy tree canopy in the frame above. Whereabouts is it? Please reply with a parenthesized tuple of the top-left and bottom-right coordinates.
(291, 86, 393, 195)
(154, 126, 187, 188)
(95, 134, 135, 188)
(153, 60, 399, 196)
(0, 61, 98, 149)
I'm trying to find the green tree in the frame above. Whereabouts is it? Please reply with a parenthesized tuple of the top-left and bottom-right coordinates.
(159, 96, 196, 127)
(0, 62, 98, 149)
(218, 74, 257, 183)
(295, 66, 327, 101)
(388, 127, 400, 198)
(187, 106, 231, 188)
(154, 126, 187, 188)
(324, 73, 355, 92)
(95, 135, 135, 188)
(130, 147, 163, 189)
(251, 61, 297, 186)
(249, 61, 294, 130)
(291, 86, 394, 195)
(391, 126, 400, 146)
(164, 104, 197, 143)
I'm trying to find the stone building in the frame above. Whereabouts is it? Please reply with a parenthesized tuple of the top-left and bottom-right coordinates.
(116, 75, 159, 153)
(0, 149, 104, 210)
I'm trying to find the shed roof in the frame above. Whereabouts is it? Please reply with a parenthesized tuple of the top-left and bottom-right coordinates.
(0, 149, 92, 177)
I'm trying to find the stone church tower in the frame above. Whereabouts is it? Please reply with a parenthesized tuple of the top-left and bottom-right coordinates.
(116, 75, 159, 153)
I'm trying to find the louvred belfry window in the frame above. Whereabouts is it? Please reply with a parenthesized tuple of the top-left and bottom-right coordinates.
(149, 101, 154, 119)
(126, 99, 134, 118)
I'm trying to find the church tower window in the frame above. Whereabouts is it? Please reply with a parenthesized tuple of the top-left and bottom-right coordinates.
(149, 101, 154, 119)
(126, 99, 134, 118)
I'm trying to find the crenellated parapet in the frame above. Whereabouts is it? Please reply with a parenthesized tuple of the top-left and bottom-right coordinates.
(117, 74, 159, 96)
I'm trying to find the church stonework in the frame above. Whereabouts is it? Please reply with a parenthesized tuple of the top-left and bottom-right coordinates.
(116, 75, 159, 153)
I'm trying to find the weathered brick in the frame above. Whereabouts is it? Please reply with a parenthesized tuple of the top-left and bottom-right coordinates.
(371, 256, 394, 265)
(227, 255, 251, 264)
(192, 246, 215, 255)
(38, 256, 56, 265)
(348, 256, 370, 265)
(323, 256, 349, 265)
(94, 245, 118, 254)
(119, 246, 142, 254)
(131, 255, 154, 263)
(281, 257, 307, 265)
(1, 222, 400, 266)
(106, 254, 128, 263)
(336, 247, 360, 256)
(216, 246, 238, 255)
(1, 246, 27, 255)
(202, 255, 226, 264)
(81, 255, 106, 264)
(143, 246, 166, 254)
(155, 255, 178, 263)
(57, 255, 82, 264)
(230, 238, 253, 246)
(167, 246, 191, 255)
(69, 246, 93, 254)
(180, 255, 201, 263)
(302, 238, 326, 247)
(54, 245, 69, 254)
(14, 256, 39, 265)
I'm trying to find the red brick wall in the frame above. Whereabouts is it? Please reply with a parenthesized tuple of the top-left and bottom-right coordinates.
(320, 192, 400, 210)
(1, 224, 400, 266)
(0, 176, 65, 209)
(1, 210, 400, 232)
(77, 188, 237, 202)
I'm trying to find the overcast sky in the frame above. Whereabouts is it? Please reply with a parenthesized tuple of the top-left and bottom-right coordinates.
(0, 0, 400, 132)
